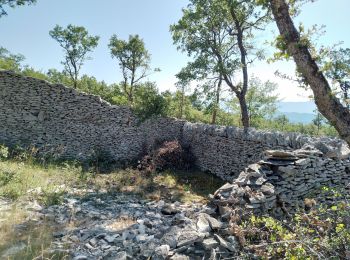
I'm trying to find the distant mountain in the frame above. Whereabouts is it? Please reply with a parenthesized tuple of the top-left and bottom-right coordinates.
(274, 102, 316, 124)
(275, 111, 315, 124)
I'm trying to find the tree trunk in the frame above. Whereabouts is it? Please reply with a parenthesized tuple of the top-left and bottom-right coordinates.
(228, 4, 250, 129)
(270, 0, 350, 145)
(211, 77, 222, 125)
(238, 93, 250, 129)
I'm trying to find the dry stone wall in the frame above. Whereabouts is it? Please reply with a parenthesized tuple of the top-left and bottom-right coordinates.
(1, 71, 349, 213)
(213, 149, 350, 217)
(0, 71, 185, 163)
(182, 122, 350, 181)
(182, 123, 312, 180)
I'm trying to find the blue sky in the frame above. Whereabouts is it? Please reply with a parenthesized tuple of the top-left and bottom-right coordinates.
(0, 0, 349, 102)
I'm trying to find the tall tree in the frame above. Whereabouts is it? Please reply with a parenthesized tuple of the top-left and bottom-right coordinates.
(108, 34, 159, 105)
(171, 0, 269, 128)
(0, 0, 35, 17)
(49, 24, 99, 89)
(266, 0, 350, 145)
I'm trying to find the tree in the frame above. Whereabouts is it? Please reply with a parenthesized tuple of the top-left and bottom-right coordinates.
(324, 48, 350, 108)
(0, 47, 24, 72)
(312, 109, 325, 135)
(275, 114, 289, 131)
(237, 77, 278, 127)
(171, 0, 270, 128)
(0, 0, 35, 17)
(49, 24, 99, 89)
(108, 34, 159, 105)
(133, 82, 167, 121)
(267, 0, 350, 145)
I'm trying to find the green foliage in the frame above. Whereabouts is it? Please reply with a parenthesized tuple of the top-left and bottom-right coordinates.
(171, 0, 271, 127)
(49, 24, 100, 88)
(0, 0, 36, 17)
(133, 82, 167, 121)
(236, 187, 350, 259)
(323, 48, 350, 107)
(108, 34, 159, 104)
(230, 77, 279, 127)
(0, 144, 9, 160)
(0, 47, 25, 72)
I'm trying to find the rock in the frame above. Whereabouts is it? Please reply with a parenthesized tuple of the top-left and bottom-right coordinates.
(177, 229, 203, 247)
(161, 204, 178, 215)
(153, 245, 170, 260)
(196, 214, 211, 233)
(135, 234, 147, 242)
(265, 150, 297, 159)
(72, 255, 88, 260)
(104, 234, 118, 243)
(202, 238, 219, 250)
(214, 234, 237, 252)
(25, 200, 43, 211)
(115, 251, 128, 260)
(161, 226, 181, 249)
(171, 253, 190, 260)
(198, 213, 223, 231)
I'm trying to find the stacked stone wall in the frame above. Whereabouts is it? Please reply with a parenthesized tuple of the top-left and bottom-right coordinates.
(1, 70, 349, 213)
(0, 71, 185, 163)
(182, 123, 314, 180)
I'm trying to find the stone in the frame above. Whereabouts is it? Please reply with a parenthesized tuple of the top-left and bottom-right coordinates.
(265, 150, 296, 160)
(171, 253, 190, 260)
(153, 245, 170, 260)
(161, 204, 178, 215)
(202, 238, 219, 250)
(73, 255, 88, 260)
(214, 234, 237, 252)
(177, 229, 203, 247)
(196, 214, 211, 233)
(115, 251, 128, 260)
(104, 234, 118, 243)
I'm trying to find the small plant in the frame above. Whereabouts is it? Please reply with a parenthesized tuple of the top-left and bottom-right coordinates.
(0, 144, 9, 160)
(40, 189, 65, 206)
(232, 186, 350, 259)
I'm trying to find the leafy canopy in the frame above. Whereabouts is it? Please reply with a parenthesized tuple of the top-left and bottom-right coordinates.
(0, 0, 35, 17)
(49, 24, 99, 88)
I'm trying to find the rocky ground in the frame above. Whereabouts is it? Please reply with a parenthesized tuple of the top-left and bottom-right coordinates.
(1, 187, 240, 260)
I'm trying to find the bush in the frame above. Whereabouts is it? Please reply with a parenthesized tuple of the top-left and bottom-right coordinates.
(230, 186, 350, 259)
(137, 140, 193, 173)
(0, 144, 9, 160)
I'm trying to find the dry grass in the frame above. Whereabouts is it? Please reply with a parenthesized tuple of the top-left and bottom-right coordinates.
(0, 158, 224, 258)
(0, 202, 69, 259)
(89, 168, 225, 203)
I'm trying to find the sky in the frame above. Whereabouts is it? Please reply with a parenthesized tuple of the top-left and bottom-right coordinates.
(0, 0, 349, 103)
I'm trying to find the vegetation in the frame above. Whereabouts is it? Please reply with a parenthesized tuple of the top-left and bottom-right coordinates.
(108, 34, 160, 106)
(0, 0, 35, 17)
(171, 0, 269, 128)
(49, 24, 100, 89)
(0, 143, 223, 258)
(231, 187, 350, 259)
(265, 0, 350, 146)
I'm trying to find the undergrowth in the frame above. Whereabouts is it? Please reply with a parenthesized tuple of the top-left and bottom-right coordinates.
(231, 186, 350, 259)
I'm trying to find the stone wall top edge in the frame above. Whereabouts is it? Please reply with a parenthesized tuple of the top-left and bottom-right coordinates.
(0, 70, 132, 111)
(183, 121, 347, 151)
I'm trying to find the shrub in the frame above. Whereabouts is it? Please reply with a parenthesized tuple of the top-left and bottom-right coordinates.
(230, 186, 350, 259)
(0, 144, 9, 160)
(137, 140, 193, 173)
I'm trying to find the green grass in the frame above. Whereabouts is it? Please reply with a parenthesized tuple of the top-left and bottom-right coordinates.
(0, 160, 84, 203)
